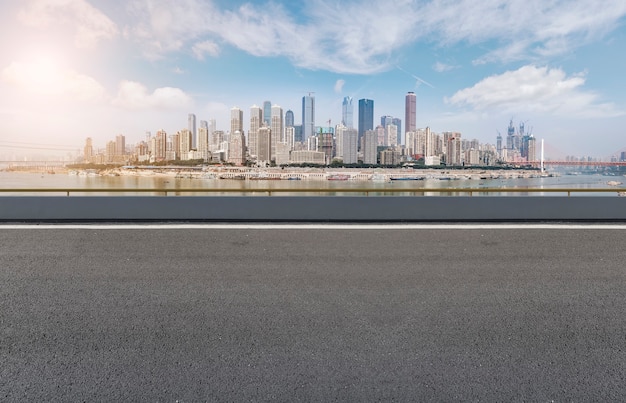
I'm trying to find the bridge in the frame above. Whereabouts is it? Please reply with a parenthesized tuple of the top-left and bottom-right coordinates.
(524, 160, 626, 167)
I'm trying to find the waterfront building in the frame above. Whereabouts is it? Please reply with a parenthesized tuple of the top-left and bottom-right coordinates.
(335, 124, 345, 161)
(249, 105, 263, 160)
(271, 105, 284, 160)
(302, 94, 315, 142)
(293, 124, 303, 143)
(275, 142, 291, 166)
(318, 131, 334, 164)
(179, 129, 193, 160)
(444, 132, 462, 165)
(380, 148, 400, 166)
(405, 92, 416, 135)
(342, 128, 358, 164)
(290, 150, 325, 164)
(386, 124, 398, 148)
(376, 125, 386, 146)
(285, 126, 295, 150)
(358, 99, 374, 149)
(393, 117, 402, 145)
(285, 109, 294, 128)
(228, 130, 246, 165)
(230, 107, 243, 140)
(155, 130, 167, 162)
(363, 129, 378, 165)
(342, 96, 354, 128)
(263, 101, 271, 126)
(188, 113, 196, 149)
(105, 141, 116, 163)
(84, 137, 93, 163)
(115, 134, 126, 157)
(209, 130, 224, 152)
(257, 126, 271, 164)
(197, 126, 209, 160)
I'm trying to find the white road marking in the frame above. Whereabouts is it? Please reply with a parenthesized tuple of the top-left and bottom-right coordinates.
(1, 224, 626, 230)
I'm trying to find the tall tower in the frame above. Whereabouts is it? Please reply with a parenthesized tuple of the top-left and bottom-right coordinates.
(405, 92, 416, 135)
(271, 104, 284, 160)
(84, 137, 93, 163)
(230, 107, 243, 139)
(342, 96, 353, 128)
(392, 117, 402, 145)
(115, 134, 125, 156)
(302, 94, 315, 142)
(285, 110, 294, 128)
(188, 113, 197, 149)
(263, 101, 271, 126)
(358, 99, 374, 149)
(249, 105, 263, 160)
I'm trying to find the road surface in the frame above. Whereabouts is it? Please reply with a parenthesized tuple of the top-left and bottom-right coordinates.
(1, 224, 625, 401)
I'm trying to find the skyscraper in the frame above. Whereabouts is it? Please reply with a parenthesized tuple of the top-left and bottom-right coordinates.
(188, 113, 197, 149)
(271, 105, 284, 160)
(302, 94, 315, 142)
(358, 99, 374, 149)
(230, 107, 243, 139)
(263, 101, 271, 126)
(392, 117, 402, 145)
(405, 92, 416, 135)
(249, 105, 263, 159)
(285, 110, 294, 128)
(342, 96, 353, 128)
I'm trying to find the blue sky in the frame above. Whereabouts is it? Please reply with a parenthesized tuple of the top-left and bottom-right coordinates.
(1, 0, 626, 158)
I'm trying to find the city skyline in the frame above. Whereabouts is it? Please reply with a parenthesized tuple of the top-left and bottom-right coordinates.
(1, 1, 626, 159)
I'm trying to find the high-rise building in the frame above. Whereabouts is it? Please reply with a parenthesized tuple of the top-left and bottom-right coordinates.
(188, 113, 197, 149)
(285, 110, 294, 128)
(386, 124, 398, 148)
(342, 96, 353, 128)
(271, 105, 284, 160)
(198, 127, 209, 160)
(358, 99, 374, 149)
(249, 105, 263, 160)
(405, 92, 416, 134)
(263, 101, 272, 126)
(230, 107, 243, 139)
(179, 129, 193, 160)
(228, 130, 246, 165)
(84, 137, 93, 163)
(257, 126, 271, 163)
(392, 117, 402, 145)
(302, 94, 315, 142)
(115, 134, 125, 156)
(444, 132, 462, 165)
(293, 125, 303, 143)
(155, 130, 167, 162)
(363, 130, 378, 165)
(342, 128, 358, 164)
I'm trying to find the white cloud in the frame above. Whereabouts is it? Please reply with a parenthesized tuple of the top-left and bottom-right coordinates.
(192, 40, 220, 60)
(18, 0, 118, 49)
(123, 0, 626, 74)
(334, 79, 345, 94)
(432, 62, 459, 73)
(2, 60, 105, 102)
(446, 65, 623, 118)
(113, 80, 193, 110)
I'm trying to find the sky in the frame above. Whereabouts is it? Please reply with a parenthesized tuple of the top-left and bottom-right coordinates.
(1, 0, 626, 160)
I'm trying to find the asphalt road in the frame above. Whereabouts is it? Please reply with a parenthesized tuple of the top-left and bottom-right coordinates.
(1, 225, 625, 401)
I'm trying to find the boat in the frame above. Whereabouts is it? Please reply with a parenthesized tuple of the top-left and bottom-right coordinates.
(390, 176, 424, 181)
(607, 181, 622, 186)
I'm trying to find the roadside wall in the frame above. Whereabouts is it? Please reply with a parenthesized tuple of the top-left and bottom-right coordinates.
(1, 196, 625, 221)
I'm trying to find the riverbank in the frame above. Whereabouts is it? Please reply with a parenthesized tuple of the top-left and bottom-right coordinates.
(62, 166, 552, 182)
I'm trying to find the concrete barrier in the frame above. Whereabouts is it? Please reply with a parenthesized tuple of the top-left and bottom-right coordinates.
(1, 196, 625, 221)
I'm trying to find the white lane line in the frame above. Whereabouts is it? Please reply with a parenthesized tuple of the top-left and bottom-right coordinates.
(1, 224, 626, 230)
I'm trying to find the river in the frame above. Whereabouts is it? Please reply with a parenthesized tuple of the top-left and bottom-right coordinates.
(0, 170, 624, 196)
